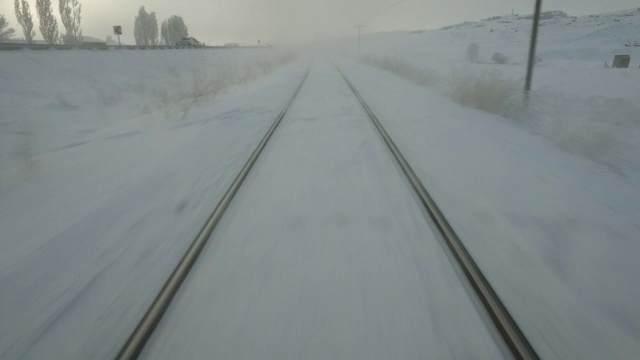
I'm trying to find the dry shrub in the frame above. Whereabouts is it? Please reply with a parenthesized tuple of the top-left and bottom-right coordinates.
(56, 93, 78, 109)
(154, 51, 297, 118)
(450, 70, 517, 115)
(361, 55, 432, 86)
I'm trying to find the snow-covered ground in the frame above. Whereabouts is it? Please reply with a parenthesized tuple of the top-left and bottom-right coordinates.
(142, 62, 506, 360)
(0, 48, 305, 359)
(322, 7, 640, 181)
(1, 6, 639, 360)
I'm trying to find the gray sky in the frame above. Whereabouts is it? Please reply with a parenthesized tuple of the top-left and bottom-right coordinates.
(2, 0, 638, 45)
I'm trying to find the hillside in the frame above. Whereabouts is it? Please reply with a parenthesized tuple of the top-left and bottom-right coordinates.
(324, 7, 640, 183)
(439, 8, 640, 65)
(342, 7, 640, 68)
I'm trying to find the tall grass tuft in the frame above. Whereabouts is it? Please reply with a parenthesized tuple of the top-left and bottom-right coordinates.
(360, 55, 432, 86)
(449, 70, 518, 115)
(154, 51, 297, 118)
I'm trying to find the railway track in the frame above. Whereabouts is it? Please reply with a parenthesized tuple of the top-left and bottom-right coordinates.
(117, 64, 538, 360)
(115, 70, 310, 360)
(336, 67, 539, 360)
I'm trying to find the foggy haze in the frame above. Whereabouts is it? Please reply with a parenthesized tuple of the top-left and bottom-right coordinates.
(1, 0, 639, 45)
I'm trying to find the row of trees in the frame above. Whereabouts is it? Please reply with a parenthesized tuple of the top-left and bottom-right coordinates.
(134, 6, 188, 46)
(1, 3, 188, 46)
(0, 0, 82, 44)
(0, 15, 16, 41)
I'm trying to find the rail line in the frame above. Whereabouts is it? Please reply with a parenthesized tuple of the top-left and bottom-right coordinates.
(115, 70, 309, 360)
(116, 64, 538, 359)
(335, 66, 540, 360)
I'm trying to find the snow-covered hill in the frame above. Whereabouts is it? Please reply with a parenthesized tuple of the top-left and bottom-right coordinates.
(343, 7, 640, 68)
(322, 8, 640, 182)
(439, 8, 640, 65)
(0, 49, 292, 183)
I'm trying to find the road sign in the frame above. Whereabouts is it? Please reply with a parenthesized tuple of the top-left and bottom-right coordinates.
(113, 26, 122, 46)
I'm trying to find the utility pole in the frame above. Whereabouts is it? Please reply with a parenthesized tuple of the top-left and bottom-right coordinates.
(356, 25, 365, 56)
(525, 0, 542, 103)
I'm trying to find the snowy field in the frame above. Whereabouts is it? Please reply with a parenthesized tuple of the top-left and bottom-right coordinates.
(323, 8, 640, 181)
(0, 48, 305, 358)
(1, 7, 639, 360)
(324, 7, 640, 359)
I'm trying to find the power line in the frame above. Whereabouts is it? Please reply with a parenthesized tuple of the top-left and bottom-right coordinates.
(355, 24, 365, 55)
(360, 0, 408, 26)
(353, 0, 408, 56)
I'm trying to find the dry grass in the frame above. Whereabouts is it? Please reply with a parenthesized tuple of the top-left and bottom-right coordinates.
(449, 70, 518, 115)
(362, 55, 637, 176)
(360, 55, 432, 86)
(154, 51, 297, 118)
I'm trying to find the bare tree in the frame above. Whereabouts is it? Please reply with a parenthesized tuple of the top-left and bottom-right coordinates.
(161, 15, 188, 46)
(0, 14, 16, 41)
(466, 42, 479, 63)
(133, 6, 147, 45)
(14, 0, 36, 43)
(133, 6, 158, 46)
(36, 0, 59, 44)
(59, 0, 81, 45)
(160, 20, 168, 45)
(148, 11, 158, 45)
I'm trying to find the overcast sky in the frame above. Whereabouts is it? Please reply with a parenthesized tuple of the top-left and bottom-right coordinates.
(2, 0, 638, 45)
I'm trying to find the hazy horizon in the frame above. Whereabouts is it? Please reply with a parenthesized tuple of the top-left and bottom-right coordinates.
(2, 0, 639, 45)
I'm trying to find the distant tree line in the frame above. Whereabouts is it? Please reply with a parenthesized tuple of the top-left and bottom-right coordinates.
(36, 0, 59, 44)
(58, 0, 82, 44)
(0, 15, 16, 41)
(0, 0, 82, 44)
(14, 0, 35, 43)
(2, 3, 190, 46)
(161, 15, 189, 46)
(134, 5, 189, 46)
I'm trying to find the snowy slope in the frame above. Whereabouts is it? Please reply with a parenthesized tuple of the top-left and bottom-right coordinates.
(317, 8, 640, 182)
(0, 48, 293, 180)
(347, 7, 640, 67)
(439, 8, 640, 65)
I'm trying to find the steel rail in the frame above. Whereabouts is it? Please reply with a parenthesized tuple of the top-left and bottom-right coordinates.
(116, 69, 309, 360)
(336, 67, 540, 360)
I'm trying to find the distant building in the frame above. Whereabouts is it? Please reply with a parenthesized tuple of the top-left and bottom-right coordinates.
(80, 36, 107, 46)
